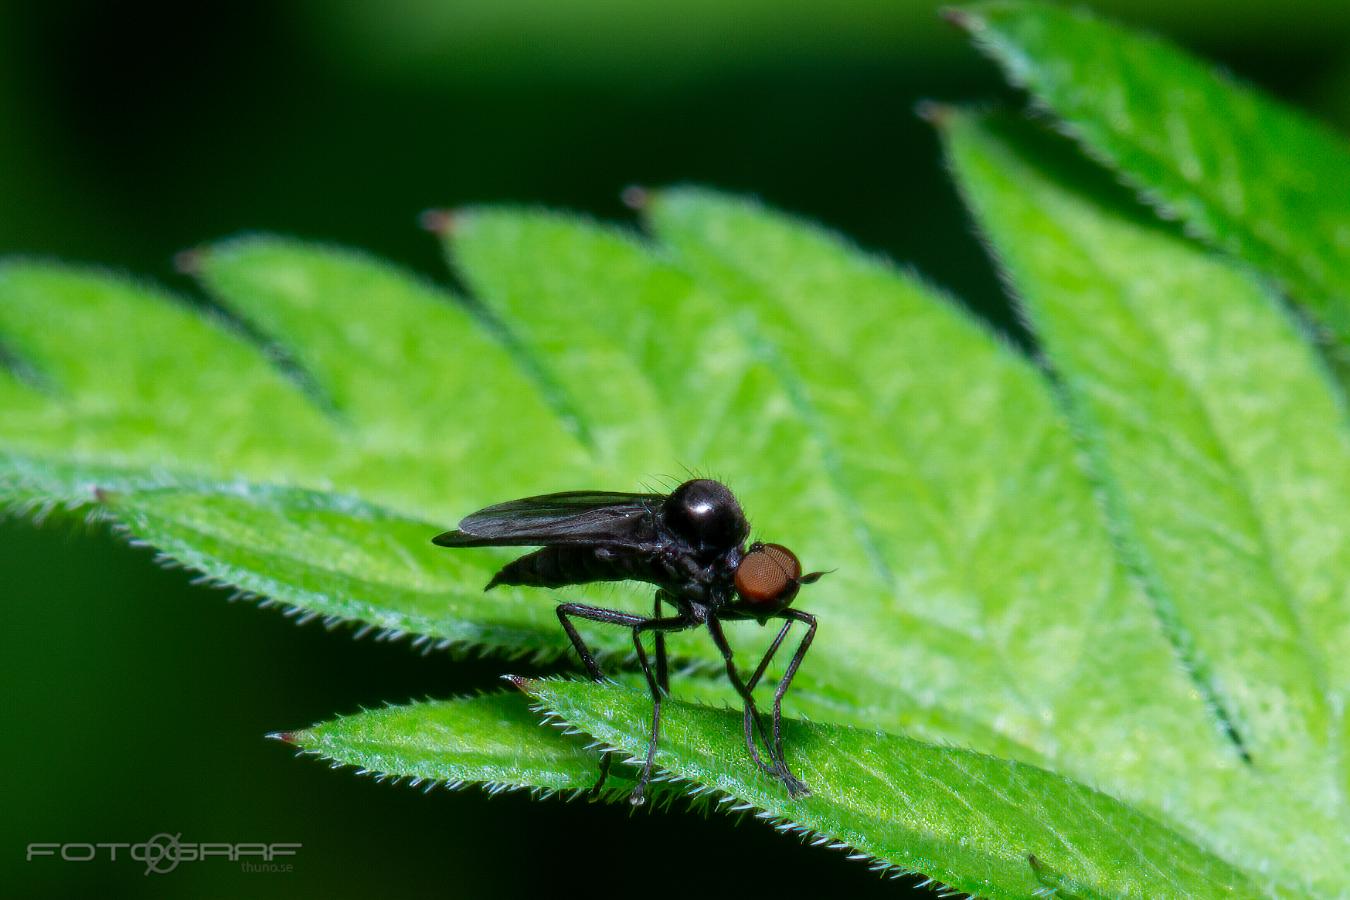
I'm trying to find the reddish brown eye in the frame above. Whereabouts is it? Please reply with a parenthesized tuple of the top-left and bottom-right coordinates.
(734, 543, 802, 609)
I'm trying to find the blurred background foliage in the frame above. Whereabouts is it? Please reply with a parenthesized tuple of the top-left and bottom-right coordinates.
(3, 1, 1348, 897)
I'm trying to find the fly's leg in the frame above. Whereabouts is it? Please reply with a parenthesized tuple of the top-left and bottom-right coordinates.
(628, 614, 691, 806)
(557, 603, 646, 680)
(766, 609, 816, 796)
(747, 618, 794, 691)
(555, 603, 648, 798)
(705, 615, 776, 777)
(653, 591, 670, 694)
(555, 603, 691, 805)
(706, 615, 807, 795)
(741, 618, 794, 778)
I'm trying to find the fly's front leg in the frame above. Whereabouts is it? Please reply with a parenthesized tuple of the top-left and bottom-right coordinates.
(767, 609, 816, 797)
(706, 615, 785, 783)
(741, 617, 793, 777)
(555, 603, 648, 797)
(629, 614, 694, 806)
(747, 618, 794, 691)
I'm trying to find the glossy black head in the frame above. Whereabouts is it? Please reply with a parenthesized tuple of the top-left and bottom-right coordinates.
(662, 479, 749, 556)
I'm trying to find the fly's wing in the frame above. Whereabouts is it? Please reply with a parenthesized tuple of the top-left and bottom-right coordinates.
(432, 490, 664, 549)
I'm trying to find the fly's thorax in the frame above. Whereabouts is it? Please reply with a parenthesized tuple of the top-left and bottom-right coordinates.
(660, 479, 749, 557)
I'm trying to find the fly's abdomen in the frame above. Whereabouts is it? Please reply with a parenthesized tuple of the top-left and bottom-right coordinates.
(486, 546, 651, 591)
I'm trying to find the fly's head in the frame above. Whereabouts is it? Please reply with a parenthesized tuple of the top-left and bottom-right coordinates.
(662, 479, 750, 557)
(731, 542, 826, 618)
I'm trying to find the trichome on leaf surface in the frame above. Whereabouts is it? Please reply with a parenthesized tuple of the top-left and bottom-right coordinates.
(3, 3, 1349, 898)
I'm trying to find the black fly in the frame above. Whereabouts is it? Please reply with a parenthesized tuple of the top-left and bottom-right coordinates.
(433, 478, 825, 805)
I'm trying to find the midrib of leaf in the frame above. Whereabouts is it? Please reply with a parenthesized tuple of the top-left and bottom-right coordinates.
(1068, 196, 1337, 776)
(451, 287, 600, 453)
(0, 337, 53, 395)
(440, 209, 681, 479)
(942, 108, 1350, 889)
(1032, 189, 1283, 763)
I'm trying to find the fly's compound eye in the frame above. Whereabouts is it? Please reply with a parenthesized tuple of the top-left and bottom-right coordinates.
(734, 543, 803, 611)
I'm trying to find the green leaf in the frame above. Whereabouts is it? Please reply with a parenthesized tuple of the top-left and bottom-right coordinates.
(940, 108, 1350, 887)
(285, 680, 1274, 896)
(0, 263, 334, 504)
(640, 187, 1308, 869)
(953, 1, 1350, 366)
(276, 690, 635, 796)
(6, 183, 1344, 894)
(521, 678, 1265, 900)
(191, 237, 597, 520)
(100, 482, 602, 657)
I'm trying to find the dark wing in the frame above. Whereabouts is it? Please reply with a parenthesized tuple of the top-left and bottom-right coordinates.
(432, 490, 664, 549)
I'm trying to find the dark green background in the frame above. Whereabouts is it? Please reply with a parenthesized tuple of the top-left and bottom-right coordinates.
(4, 2, 1348, 896)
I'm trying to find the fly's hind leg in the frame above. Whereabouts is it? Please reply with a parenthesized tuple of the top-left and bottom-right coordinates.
(557, 603, 646, 680)
(556, 603, 647, 798)
(629, 613, 694, 806)
(555, 603, 691, 805)
(652, 591, 671, 694)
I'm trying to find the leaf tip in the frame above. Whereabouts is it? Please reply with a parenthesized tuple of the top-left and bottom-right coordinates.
(417, 208, 457, 236)
(939, 6, 979, 32)
(266, 730, 300, 745)
(915, 100, 958, 128)
(91, 485, 118, 505)
(172, 246, 207, 276)
(502, 673, 538, 693)
(619, 184, 651, 211)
